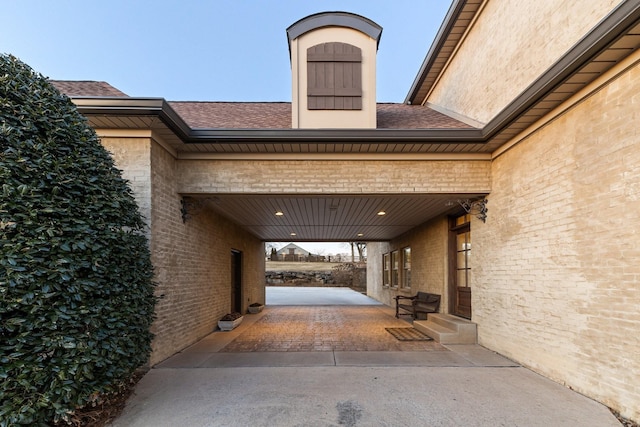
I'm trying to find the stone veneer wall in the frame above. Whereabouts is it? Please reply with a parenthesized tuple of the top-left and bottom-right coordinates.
(473, 60, 640, 421)
(368, 218, 449, 310)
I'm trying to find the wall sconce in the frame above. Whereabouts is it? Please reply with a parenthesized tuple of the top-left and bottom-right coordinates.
(457, 198, 488, 223)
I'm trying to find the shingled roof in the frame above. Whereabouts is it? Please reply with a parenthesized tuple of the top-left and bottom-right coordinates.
(51, 80, 472, 130)
(169, 102, 291, 129)
(50, 80, 128, 97)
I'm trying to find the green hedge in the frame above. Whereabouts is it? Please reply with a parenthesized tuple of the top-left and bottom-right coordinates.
(0, 54, 156, 425)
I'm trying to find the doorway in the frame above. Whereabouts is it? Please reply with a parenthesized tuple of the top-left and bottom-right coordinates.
(449, 215, 471, 319)
(231, 250, 242, 313)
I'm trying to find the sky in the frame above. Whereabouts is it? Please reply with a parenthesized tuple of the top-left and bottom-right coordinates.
(267, 241, 355, 257)
(2, 0, 452, 254)
(2, 0, 452, 102)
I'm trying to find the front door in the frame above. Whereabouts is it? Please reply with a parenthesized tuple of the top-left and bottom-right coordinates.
(231, 250, 242, 313)
(449, 215, 471, 319)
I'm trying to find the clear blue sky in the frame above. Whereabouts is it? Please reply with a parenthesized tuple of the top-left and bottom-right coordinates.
(2, 0, 451, 102)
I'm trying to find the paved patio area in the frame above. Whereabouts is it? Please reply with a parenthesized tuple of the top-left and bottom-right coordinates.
(111, 288, 621, 426)
(221, 306, 442, 352)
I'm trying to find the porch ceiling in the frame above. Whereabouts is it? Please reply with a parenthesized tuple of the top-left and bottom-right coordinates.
(181, 193, 485, 242)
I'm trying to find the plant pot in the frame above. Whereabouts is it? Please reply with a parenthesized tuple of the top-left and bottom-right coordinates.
(218, 316, 243, 331)
(248, 304, 264, 314)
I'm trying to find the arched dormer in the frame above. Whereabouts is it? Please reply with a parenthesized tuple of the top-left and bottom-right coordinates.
(287, 12, 382, 129)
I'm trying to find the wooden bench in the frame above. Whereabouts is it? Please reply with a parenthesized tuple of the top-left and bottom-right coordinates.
(395, 292, 441, 319)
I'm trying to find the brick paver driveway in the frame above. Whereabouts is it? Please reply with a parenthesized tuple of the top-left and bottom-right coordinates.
(220, 306, 446, 352)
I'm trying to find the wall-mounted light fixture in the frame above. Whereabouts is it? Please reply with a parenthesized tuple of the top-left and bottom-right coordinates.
(458, 198, 488, 223)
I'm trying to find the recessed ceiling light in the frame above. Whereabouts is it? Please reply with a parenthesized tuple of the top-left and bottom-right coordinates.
(377, 210, 386, 216)
(290, 232, 297, 236)
(357, 233, 364, 237)
(275, 211, 284, 216)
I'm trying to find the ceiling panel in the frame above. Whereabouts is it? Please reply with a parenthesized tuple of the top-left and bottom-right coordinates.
(182, 193, 485, 241)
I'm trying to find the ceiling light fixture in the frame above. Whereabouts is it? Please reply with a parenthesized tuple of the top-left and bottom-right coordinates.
(357, 233, 364, 237)
(275, 211, 284, 216)
(290, 232, 297, 236)
(377, 210, 386, 216)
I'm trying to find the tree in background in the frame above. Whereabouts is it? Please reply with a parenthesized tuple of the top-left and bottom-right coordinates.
(348, 242, 367, 262)
(0, 54, 156, 425)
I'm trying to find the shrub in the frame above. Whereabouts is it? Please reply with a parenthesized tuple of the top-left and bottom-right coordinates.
(0, 54, 156, 425)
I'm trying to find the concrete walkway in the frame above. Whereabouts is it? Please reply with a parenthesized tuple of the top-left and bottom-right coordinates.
(110, 288, 620, 426)
(266, 286, 383, 305)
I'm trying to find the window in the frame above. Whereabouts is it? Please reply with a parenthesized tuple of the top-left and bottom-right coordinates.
(402, 247, 411, 288)
(307, 42, 362, 110)
(450, 214, 472, 319)
(383, 248, 411, 289)
(391, 251, 399, 287)
(383, 253, 390, 287)
(456, 229, 471, 288)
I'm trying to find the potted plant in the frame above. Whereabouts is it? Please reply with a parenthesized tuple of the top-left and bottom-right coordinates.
(248, 302, 264, 314)
(218, 312, 243, 331)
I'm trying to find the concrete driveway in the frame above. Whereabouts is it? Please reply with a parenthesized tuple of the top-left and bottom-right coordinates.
(110, 288, 620, 426)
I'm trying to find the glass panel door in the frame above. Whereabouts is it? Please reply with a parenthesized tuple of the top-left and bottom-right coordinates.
(450, 215, 472, 319)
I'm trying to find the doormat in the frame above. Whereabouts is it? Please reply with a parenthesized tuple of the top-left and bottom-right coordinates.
(385, 327, 433, 341)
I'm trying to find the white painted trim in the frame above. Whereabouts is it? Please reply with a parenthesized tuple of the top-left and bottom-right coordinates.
(96, 129, 152, 138)
(424, 102, 485, 128)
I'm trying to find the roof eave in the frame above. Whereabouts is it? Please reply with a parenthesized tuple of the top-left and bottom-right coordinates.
(404, 0, 468, 105)
(188, 128, 483, 143)
(71, 97, 483, 144)
(483, 0, 640, 139)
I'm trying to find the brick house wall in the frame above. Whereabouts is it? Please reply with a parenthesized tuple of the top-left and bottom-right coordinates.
(100, 137, 152, 234)
(177, 159, 491, 195)
(100, 137, 264, 365)
(368, 217, 448, 309)
(427, 0, 620, 124)
(473, 58, 640, 419)
(367, 52, 640, 421)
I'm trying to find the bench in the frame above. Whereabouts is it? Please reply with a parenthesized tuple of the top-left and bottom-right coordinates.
(395, 292, 441, 319)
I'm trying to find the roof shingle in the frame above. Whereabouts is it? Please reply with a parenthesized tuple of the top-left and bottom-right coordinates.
(53, 80, 473, 130)
(169, 102, 291, 129)
(50, 80, 128, 97)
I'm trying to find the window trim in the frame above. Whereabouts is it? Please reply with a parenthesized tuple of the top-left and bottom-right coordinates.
(382, 253, 390, 287)
(402, 247, 411, 289)
(390, 250, 399, 288)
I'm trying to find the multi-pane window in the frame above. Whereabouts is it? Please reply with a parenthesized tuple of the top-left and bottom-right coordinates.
(391, 251, 399, 287)
(451, 214, 472, 319)
(383, 247, 411, 289)
(383, 253, 391, 287)
(402, 247, 411, 288)
(456, 231, 471, 288)
(455, 215, 471, 288)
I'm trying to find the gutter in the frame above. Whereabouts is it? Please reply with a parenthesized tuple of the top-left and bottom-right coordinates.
(481, 0, 640, 139)
(70, 1, 640, 147)
(71, 97, 484, 144)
